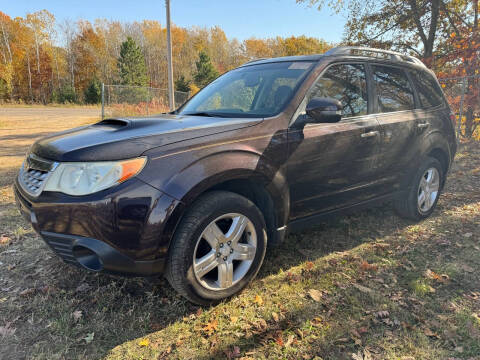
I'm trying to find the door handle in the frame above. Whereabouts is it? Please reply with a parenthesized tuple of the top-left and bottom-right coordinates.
(417, 122, 430, 129)
(361, 131, 379, 138)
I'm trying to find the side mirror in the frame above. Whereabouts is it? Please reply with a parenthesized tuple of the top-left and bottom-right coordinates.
(305, 97, 343, 124)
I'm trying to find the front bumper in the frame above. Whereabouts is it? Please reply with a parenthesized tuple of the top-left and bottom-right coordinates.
(14, 177, 182, 276)
(40, 231, 165, 276)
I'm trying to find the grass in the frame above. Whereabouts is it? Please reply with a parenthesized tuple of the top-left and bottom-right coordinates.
(1, 107, 480, 359)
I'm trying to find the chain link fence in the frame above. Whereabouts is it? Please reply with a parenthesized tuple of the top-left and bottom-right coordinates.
(101, 84, 189, 118)
(438, 75, 480, 140)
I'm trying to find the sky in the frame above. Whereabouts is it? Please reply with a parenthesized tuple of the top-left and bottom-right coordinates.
(2, 0, 346, 43)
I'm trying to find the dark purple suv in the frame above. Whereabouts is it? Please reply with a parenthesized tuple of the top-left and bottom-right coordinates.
(14, 47, 456, 304)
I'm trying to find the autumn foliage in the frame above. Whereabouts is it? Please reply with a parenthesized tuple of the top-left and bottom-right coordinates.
(0, 10, 332, 105)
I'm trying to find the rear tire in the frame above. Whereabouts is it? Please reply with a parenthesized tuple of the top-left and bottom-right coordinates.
(394, 157, 443, 221)
(165, 191, 267, 305)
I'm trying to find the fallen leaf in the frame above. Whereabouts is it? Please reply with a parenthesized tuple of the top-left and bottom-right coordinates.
(72, 310, 82, 321)
(230, 316, 238, 324)
(203, 319, 218, 336)
(253, 295, 263, 305)
(138, 338, 150, 347)
(351, 329, 361, 338)
(274, 332, 284, 346)
(360, 261, 378, 272)
(308, 289, 322, 302)
(285, 334, 295, 347)
(83, 332, 94, 344)
(463, 232, 473, 238)
(305, 261, 314, 270)
(310, 317, 322, 327)
(375, 310, 390, 318)
(19, 288, 35, 297)
(286, 272, 299, 283)
(271, 312, 279, 322)
(0, 235, 10, 245)
(254, 318, 267, 332)
(423, 328, 440, 339)
(424, 269, 449, 283)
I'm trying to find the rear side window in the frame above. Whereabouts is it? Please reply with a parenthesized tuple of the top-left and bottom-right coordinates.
(372, 65, 415, 113)
(309, 63, 368, 118)
(409, 70, 444, 108)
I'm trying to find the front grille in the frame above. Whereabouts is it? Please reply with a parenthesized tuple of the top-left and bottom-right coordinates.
(42, 233, 78, 265)
(21, 168, 48, 194)
(18, 154, 57, 197)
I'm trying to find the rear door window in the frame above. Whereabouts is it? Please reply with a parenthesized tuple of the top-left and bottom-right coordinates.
(309, 63, 368, 118)
(409, 70, 444, 108)
(372, 65, 415, 113)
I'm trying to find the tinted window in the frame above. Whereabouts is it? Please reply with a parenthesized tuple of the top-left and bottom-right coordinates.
(410, 70, 444, 108)
(372, 65, 414, 113)
(309, 63, 368, 118)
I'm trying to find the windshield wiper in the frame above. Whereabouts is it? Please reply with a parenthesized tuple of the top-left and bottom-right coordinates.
(182, 112, 218, 117)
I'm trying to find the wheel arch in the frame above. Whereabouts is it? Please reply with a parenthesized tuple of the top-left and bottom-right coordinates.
(427, 147, 450, 177)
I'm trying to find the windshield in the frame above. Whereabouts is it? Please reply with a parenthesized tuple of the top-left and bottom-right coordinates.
(178, 61, 314, 118)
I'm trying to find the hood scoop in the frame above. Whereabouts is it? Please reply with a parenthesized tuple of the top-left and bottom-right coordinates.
(93, 118, 131, 129)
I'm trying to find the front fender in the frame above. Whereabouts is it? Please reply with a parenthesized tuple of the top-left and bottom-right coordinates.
(138, 149, 289, 248)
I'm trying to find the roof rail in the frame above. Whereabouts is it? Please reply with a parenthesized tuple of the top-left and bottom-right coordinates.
(325, 46, 425, 67)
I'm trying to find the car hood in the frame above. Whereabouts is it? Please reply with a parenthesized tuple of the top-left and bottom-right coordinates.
(30, 114, 262, 162)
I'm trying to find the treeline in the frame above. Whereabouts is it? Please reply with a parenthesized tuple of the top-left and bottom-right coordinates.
(0, 10, 332, 104)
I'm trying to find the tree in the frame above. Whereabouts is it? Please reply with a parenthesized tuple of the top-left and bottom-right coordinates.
(193, 50, 218, 88)
(84, 77, 102, 104)
(296, 0, 446, 60)
(175, 75, 191, 93)
(118, 36, 148, 86)
(435, 0, 479, 138)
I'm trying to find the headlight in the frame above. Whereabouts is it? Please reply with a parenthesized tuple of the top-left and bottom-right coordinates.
(43, 157, 146, 196)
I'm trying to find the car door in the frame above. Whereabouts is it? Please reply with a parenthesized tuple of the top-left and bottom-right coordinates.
(287, 62, 383, 221)
(370, 64, 419, 194)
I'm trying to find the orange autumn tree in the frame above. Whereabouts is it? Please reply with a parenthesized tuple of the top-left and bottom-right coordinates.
(436, 0, 479, 138)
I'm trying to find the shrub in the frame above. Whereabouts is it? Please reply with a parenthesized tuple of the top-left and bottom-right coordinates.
(52, 85, 77, 104)
(84, 78, 102, 104)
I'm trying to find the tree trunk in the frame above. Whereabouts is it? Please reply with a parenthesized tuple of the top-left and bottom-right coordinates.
(27, 52, 33, 102)
(0, 21, 12, 63)
(464, 107, 474, 138)
(34, 30, 41, 74)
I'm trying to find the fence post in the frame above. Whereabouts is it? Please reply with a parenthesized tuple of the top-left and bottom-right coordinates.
(457, 77, 467, 141)
(101, 83, 105, 120)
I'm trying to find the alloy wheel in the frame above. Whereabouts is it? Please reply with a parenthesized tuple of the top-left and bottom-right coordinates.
(417, 167, 440, 213)
(193, 213, 257, 291)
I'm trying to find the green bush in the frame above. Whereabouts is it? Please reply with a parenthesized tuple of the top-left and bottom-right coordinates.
(52, 85, 77, 104)
(84, 78, 102, 104)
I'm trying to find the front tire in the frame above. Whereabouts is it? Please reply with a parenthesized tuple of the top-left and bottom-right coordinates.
(394, 156, 443, 221)
(165, 191, 267, 305)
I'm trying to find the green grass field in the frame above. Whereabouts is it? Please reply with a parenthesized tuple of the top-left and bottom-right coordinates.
(0, 107, 479, 359)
